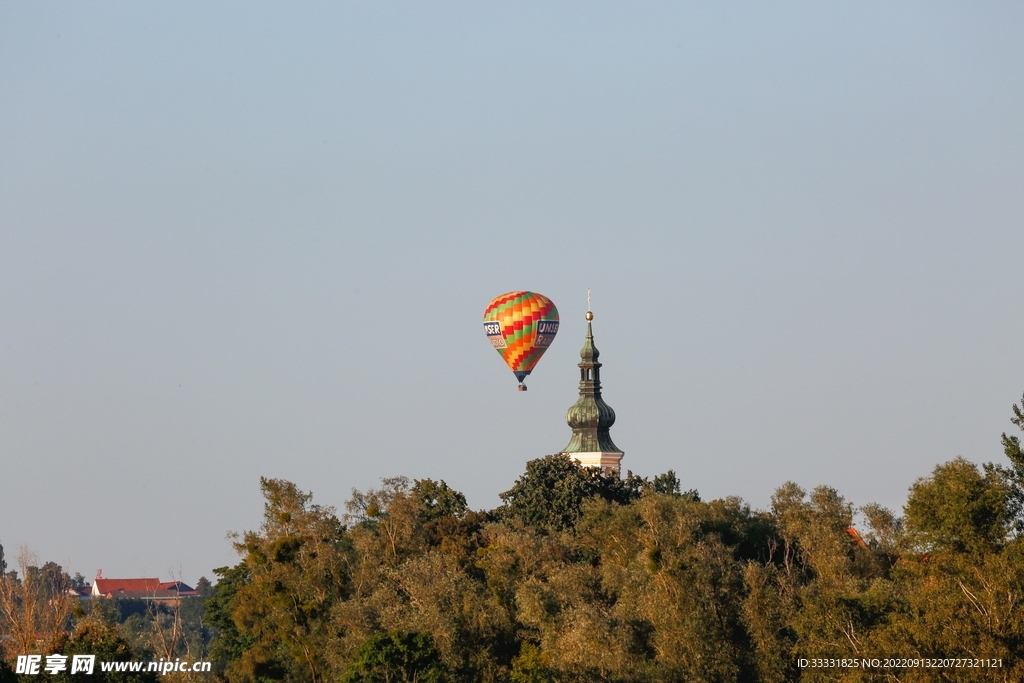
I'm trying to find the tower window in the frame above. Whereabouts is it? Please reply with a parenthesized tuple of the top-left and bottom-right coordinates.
(587, 369, 593, 380)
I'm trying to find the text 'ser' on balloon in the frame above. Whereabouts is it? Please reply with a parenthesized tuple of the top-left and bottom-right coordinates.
(482, 291, 559, 391)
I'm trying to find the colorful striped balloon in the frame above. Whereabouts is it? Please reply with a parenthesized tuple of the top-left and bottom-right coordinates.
(483, 291, 559, 390)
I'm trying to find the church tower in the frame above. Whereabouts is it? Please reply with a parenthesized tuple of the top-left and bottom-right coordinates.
(559, 304, 624, 477)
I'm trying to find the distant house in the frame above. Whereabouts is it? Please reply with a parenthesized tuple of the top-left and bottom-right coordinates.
(68, 586, 92, 600)
(90, 572, 197, 604)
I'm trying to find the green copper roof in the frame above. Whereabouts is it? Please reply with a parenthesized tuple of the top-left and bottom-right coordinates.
(560, 315, 621, 454)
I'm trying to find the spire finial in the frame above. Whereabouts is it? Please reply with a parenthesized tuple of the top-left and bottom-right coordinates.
(586, 289, 593, 321)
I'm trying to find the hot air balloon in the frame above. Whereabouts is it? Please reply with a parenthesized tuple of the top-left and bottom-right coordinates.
(483, 291, 559, 391)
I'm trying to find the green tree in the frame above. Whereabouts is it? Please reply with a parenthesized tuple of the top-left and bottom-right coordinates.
(345, 477, 428, 563)
(217, 478, 352, 683)
(1000, 391, 1024, 532)
(498, 455, 642, 531)
(174, 580, 214, 660)
(505, 493, 758, 681)
(741, 561, 797, 683)
(770, 482, 857, 580)
(410, 480, 468, 522)
(904, 457, 1013, 554)
(55, 617, 157, 683)
(760, 483, 896, 678)
(649, 470, 682, 496)
(859, 502, 902, 556)
(334, 477, 511, 681)
(508, 643, 549, 683)
(198, 392, 1024, 682)
(205, 564, 253, 676)
(645, 469, 700, 500)
(872, 541, 1024, 681)
(340, 632, 451, 683)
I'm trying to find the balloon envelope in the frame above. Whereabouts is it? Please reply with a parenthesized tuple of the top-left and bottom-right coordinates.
(483, 291, 559, 386)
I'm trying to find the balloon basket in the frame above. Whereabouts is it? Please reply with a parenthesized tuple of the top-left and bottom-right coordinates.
(518, 384, 527, 392)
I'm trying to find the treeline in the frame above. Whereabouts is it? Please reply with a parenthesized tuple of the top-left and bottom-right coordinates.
(200, 394, 1024, 682)
(4, 395, 1024, 682)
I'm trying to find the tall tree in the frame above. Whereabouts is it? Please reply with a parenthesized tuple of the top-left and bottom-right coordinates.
(0, 548, 73, 662)
(206, 564, 254, 677)
(497, 454, 642, 532)
(216, 478, 351, 683)
(904, 457, 1013, 554)
(1001, 391, 1024, 532)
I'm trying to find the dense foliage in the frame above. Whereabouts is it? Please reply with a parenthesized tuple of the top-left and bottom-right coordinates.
(5, 394, 1024, 681)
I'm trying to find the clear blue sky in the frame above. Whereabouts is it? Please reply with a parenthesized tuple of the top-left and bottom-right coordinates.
(2, 2, 1023, 583)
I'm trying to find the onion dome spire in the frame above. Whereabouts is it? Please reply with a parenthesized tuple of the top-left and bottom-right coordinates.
(559, 293, 624, 476)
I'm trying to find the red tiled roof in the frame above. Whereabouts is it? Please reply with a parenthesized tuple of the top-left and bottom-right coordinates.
(94, 578, 162, 594)
(846, 527, 869, 550)
(159, 581, 195, 592)
(104, 589, 189, 599)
